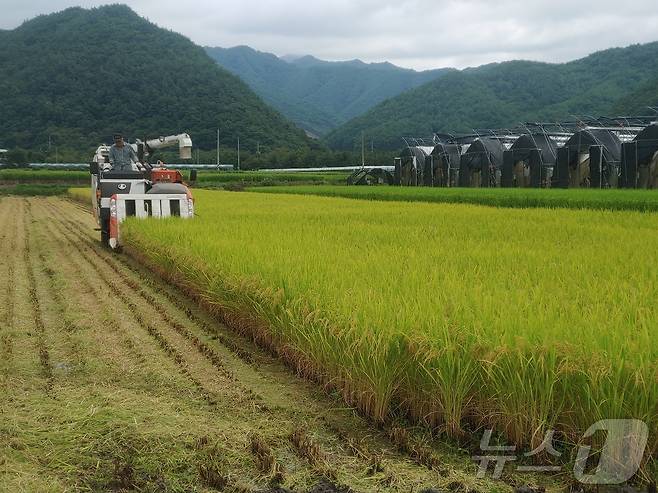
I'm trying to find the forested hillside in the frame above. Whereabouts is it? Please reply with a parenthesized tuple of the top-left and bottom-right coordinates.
(206, 46, 452, 136)
(0, 5, 313, 154)
(325, 42, 658, 149)
(612, 74, 658, 114)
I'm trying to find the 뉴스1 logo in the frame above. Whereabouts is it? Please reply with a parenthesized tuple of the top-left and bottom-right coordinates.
(117, 183, 127, 190)
(473, 419, 649, 484)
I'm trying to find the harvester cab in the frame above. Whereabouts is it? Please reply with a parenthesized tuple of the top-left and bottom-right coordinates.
(89, 133, 195, 249)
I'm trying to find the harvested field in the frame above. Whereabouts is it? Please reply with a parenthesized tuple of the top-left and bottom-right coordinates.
(0, 195, 534, 492)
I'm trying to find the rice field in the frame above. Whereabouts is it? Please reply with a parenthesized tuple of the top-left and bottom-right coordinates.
(9, 195, 489, 492)
(115, 188, 658, 472)
(251, 185, 658, 212)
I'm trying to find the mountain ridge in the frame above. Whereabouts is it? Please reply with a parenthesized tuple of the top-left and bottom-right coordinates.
(205, 45, 453, 136)
(324, 41, 658, 149)
(0, 5, 314, 152)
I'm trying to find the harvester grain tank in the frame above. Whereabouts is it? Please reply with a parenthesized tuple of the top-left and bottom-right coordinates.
(501, 133, 558, 188)
(555, 129, 622, 188)
(89, 133, 195, 249)
(620, 123, 658, 188)
(458, 137, 505, 187)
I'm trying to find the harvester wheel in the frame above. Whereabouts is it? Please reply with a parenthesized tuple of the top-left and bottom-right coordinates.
(101, 218, 110, 246)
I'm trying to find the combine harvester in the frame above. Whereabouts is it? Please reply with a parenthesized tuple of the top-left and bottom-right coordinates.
(89, 133, 196, 249)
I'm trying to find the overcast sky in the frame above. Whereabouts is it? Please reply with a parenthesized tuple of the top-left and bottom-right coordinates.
(2, 0, 658, 70)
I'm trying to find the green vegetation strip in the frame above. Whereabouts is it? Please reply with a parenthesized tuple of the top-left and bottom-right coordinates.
(0, 169, 89, 183)
(2, 169, 348, 187)
(251, 185, 658, 212)
(119, 189, 657, 465)
(196, 171, 348, 187)
(0, 184, 69, 196)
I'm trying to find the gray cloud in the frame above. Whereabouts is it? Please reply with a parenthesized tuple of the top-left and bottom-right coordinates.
(1, 0, 658, 69)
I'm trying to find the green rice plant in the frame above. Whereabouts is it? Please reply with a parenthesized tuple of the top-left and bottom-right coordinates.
(251, 185, 658, 212)
(121, 190, 658, 469)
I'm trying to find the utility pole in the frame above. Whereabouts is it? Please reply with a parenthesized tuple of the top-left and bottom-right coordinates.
(237, 135, 240, 171)
(216, 128, 220, 166)
(361, 132, 365, 167)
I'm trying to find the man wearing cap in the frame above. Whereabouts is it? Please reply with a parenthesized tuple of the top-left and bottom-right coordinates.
(108, 134, 140, 171)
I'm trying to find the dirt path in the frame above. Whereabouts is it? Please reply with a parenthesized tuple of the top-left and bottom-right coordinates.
(0, 196, 539, 492)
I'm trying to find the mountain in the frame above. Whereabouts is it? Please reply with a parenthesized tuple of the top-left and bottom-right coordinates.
(325, 42, 658, 150)
(205, 45, 452, 136)
(0, 5, 313, 152)
(612, 73, 658, 114)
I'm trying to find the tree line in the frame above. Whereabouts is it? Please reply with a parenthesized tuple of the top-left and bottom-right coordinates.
(1, 146, 398, 169)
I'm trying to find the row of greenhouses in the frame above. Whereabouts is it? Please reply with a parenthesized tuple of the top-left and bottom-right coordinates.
(391, 119, 658, 188)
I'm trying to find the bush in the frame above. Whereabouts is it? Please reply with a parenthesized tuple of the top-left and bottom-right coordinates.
(5, 149, 29, 166)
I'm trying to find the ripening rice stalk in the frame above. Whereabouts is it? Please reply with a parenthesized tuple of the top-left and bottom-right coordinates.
(122, 190, 658, 468)
(67, 187, 91, 204)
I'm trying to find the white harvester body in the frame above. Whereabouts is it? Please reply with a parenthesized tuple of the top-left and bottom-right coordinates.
(105, 191, 194, 249)
(89, 134, 195, 249)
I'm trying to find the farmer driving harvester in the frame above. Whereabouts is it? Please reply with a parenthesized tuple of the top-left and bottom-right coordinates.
(109, 133, 141, 171)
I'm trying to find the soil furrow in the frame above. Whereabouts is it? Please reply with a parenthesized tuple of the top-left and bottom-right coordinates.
(97, 262, 240, 383)
(34, 248, 90, 370)
(55, 209, 281, 369)
(35, 207, 156, 374)
(22, 199, 54, 392)
(49, 204, 267, 404)
(34, 202, 211, 398)
(1, 198, 35, 384)
(123, 261, 257, 363)
(0, 200, 16, 377)
(51, 203, 276, 371)
(46, 214, 221, 406)
(0, 204, 15, 310)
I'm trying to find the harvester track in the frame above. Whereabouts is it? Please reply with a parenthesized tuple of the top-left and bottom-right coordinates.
(37, 201, 238, 408)
(0, 199, 16, 377)
(22, 200, 54, 392)
(45, 203, 258, 406)
(0, 196, 543, 493)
